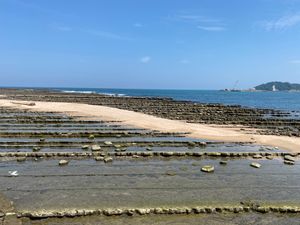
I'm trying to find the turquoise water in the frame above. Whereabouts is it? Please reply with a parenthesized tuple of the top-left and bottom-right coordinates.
(56, 88, 300, 112)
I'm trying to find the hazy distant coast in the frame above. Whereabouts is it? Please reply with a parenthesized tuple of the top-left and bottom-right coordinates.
(255, 81, 300, 92)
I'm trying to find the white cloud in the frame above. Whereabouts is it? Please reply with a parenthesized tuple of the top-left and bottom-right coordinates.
(197, 26, 226, 31)
(171, 14, 220, 23)
(289, 59, 300, 64)
(180, 59, 190, 64)
(261, 13, 300, 31)
(140, 56, 151, 63)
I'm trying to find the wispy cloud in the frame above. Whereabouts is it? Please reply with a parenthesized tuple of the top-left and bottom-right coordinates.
(169, 14, 220, 23)
(140, 56, 151, 63)
(83, 29, 133, 41)
(289, 59, 300, 64)
(260, 13, 300, 31)
(167, 12, 226, 31)
(197, 26, 226, 31)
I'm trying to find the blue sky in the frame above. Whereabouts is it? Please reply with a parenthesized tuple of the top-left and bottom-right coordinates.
(1, 0, 300, 89)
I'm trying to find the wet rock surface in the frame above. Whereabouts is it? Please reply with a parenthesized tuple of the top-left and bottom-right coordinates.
(1, 88, 300, 137)
(0, 93, 299, 224)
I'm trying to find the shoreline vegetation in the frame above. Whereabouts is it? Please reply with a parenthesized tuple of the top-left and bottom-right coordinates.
(0, 88, 300, 224)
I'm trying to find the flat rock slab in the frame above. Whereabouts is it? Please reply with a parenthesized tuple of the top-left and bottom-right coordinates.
(21, 213, 300, 225)
(0, 159, 299, 212)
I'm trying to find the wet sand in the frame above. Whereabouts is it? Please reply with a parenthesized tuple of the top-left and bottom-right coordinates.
(0, 99, 299, 153)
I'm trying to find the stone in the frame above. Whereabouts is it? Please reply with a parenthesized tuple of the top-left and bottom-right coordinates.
(114, 144, 122, 148)
(32, 147, 41, 152)
(200, 142, 207, 147)
(252, 154, 262, 159)
(91, 145, 101, 151)
(0, 211, 4, 217)
(250, 162, 261, 168)
(188, 141, 196, 145)
(220, 160, 227, 165)
(162, 152, 173, 157)
(104, 141, 113, 145)
(166, 171, 177, 176)
(136, 208, 151, 215)
(103, 157, 113, 163)
(81, 145, 90, 150)
(88, 134, 95, 139)
(146, 147, 152, 151)
(256, 207, 270, 213)
(284, 155, 295, 162)
(284, 160, 295, 165)
(58, 160, 69, 166)
(201, 165, 214, 173)
(17, 157, 26, 162)
(94, 156, 104, 161)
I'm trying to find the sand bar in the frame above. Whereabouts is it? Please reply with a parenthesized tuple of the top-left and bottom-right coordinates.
(0, 99, 299, 152)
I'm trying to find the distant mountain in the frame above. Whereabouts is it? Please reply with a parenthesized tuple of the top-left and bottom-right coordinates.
(255, 82, 300, 91)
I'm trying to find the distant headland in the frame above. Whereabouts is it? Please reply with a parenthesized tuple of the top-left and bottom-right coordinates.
(255, 82, 300, 92)
(222, 81, 300, 92)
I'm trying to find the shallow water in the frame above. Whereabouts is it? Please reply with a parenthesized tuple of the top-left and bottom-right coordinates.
(56, 88, 300, 111)
(1, 158, 299, 212)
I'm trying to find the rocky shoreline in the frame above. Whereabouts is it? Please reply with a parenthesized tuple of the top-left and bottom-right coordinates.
(0, 89, 300, 224)
(1, 88, 299, 137)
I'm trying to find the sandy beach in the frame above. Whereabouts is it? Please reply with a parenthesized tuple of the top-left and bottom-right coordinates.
(0, 98, 299, 153)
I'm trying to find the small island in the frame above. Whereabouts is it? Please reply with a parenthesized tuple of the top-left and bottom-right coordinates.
(255, 81, 300, 92)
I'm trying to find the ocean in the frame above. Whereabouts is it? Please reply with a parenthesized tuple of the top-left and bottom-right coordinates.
(55, 88, 300, 112)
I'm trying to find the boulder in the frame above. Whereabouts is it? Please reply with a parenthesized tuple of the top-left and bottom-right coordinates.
(201, 165, 214, 173)
(81, 145, 90, 150)
(284, 160, 295, 165)
(103, 157, 113, 163)
(284, 155, 295, 162)
(94, 156, 104, 161)
(58, 160, 69, 166)
(219, 160, 228, 165)
(252, 154, 262, 159)
(88, 134, 95, 139)
(32, 147, 41, 152)
(250, 162, 261, 168)
(91, 145, 101, 151)
(17, 157, 26, 162)
(104, 141, 113, 146)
